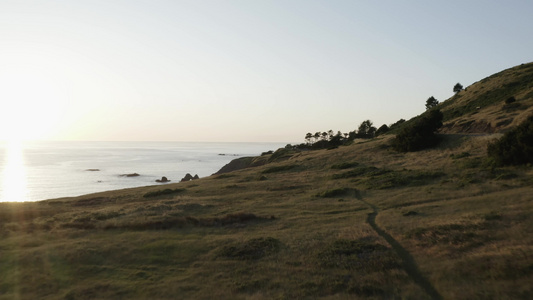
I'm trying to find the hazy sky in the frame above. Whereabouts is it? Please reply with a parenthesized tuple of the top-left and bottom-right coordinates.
(1, 0, 532, 142)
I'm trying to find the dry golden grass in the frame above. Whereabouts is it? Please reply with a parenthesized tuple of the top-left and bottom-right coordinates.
(1, 132, 532, 299)
(2, 63, 533, 299)
(439, 62, 533, 133)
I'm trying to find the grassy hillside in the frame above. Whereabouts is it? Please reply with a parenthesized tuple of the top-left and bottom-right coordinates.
(439, 62, 533, 133)
(1, 64, 533, 299)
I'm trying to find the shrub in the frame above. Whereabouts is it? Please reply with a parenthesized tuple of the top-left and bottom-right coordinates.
(391, 109, 443, 152)
(505, 96, 516, 104)
(389, 119, 405, 131)
(487, 114, 533, 166)
(375, 124, 390, 136)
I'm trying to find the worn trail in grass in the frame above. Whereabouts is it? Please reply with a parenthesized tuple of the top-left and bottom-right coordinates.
(359, 198, 443, 300)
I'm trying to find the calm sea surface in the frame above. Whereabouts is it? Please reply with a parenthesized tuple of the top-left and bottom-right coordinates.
(0, 141, 286, 202)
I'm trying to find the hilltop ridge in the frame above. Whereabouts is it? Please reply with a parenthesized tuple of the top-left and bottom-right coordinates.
(439, 62, 533, 133)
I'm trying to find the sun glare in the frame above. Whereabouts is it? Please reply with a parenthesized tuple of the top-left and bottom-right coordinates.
(1, 140, 29, 202)
(0, 66, 67, 142)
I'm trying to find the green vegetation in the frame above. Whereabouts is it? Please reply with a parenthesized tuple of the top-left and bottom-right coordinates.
(392, 109, 443, 152)
(375, 124, 390, 136)
(300, 120, 381, 150)
(487, 114, 533, 165)
(425, 96, 439, 110)
(453, 82, 463, 93)
(505, 96, 516, 104)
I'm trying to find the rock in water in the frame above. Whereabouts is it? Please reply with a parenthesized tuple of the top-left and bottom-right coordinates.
(156, 176, 170, 183)
(120, 173, 140, 177)
(181, 173, 194, 182)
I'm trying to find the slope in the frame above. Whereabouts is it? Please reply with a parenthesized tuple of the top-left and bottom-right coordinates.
(1, 64, 533, 299)
(439, 62, 533, 133)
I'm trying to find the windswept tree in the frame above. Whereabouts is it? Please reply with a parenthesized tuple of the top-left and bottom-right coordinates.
(329, 131, 344, 146)
(314, 132, 321, 142)
(321, 131, 328, 141)
(453, 83, 463, 93)
(305, 132, 313, 144)
(357, 120, 377, 138)
(425, 96, 439, 110)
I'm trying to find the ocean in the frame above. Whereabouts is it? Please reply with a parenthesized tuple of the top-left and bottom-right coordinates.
(0, 141, 286, 202)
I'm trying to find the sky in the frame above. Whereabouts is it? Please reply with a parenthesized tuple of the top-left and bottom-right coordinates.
(1, 0, 532, 143)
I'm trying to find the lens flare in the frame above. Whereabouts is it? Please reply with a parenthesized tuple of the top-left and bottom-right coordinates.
(1, 141, 28, 202)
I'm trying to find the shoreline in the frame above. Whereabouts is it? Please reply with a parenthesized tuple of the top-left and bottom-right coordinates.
(1, 141, 285, 203)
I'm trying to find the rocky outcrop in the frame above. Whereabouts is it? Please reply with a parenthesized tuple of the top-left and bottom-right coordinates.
(156, 176, 170, 183)
(181, 173, 199, 182)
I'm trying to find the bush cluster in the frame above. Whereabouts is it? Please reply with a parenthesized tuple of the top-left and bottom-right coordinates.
(487, 114, 533, 166)
(391, 109, 443, 152)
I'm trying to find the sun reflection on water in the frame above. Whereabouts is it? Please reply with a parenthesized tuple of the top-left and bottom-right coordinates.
(1, 141, 29, 202)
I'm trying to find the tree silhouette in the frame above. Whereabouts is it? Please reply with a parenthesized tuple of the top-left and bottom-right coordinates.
(321, 132, 328, 141)
(357, 120, 377, 138)
(392, 109, 443, 152)
(314, 132, 321, 142)
(425, 96, 439, 110)
(327, 130, 334, 140)
(305, 133, 313, 144)
(453, 83, 463, 93)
